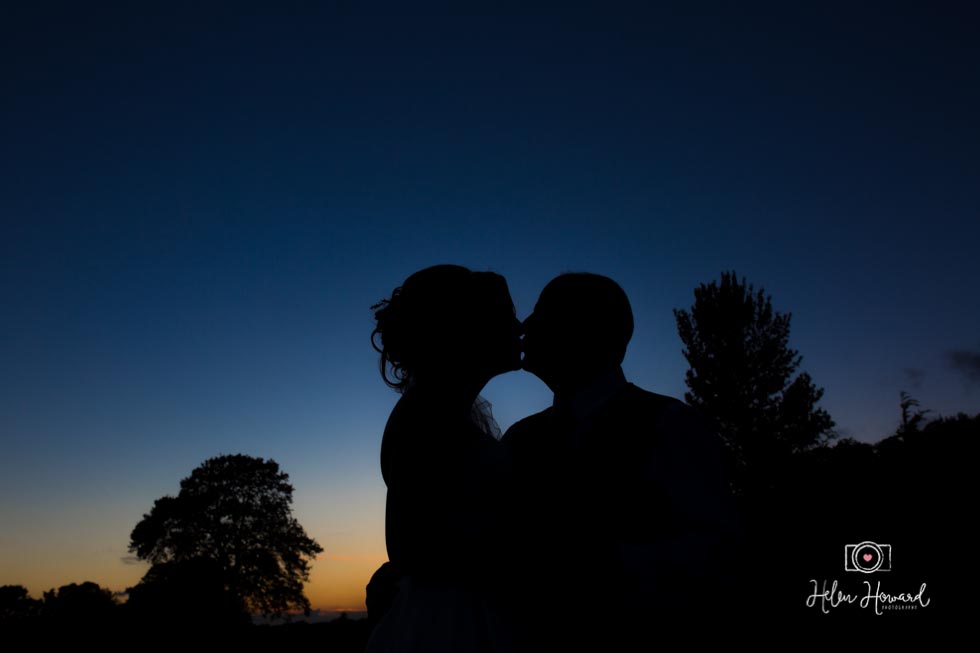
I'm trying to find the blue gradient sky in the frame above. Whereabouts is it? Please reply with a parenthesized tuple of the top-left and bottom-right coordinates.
(2, 2, 978, 610)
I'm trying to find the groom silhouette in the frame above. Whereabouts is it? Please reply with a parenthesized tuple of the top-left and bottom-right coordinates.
(502, 273, 742, 646)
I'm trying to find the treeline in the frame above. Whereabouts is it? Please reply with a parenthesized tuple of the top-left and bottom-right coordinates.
(733, 407, 977, 623)
(0, 581, 370, 645)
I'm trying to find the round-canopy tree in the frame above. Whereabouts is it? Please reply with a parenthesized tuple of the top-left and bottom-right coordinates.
(129, 454, 323, 619)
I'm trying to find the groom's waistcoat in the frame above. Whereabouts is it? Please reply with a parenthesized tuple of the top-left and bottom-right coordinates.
(503, 382, 735, 608)
(507, 384, 679, 543)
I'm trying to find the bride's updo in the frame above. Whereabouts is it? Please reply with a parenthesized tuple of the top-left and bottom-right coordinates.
(372, 264, 498, 392)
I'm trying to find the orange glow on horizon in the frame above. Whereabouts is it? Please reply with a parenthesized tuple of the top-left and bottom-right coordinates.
(303, 550, 388, 612)
(2, 549, 389, 615)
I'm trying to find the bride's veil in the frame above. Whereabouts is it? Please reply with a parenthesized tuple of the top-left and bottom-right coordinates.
(471, 395, 502, 440)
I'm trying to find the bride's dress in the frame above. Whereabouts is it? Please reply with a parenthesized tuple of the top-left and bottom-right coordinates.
(366, 388, 515, 652)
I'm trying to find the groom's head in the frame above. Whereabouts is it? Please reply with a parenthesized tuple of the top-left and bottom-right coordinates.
(521, 273, 633, 393)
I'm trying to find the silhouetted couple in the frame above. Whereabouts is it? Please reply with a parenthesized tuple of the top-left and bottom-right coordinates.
(365, 266, 742, 652)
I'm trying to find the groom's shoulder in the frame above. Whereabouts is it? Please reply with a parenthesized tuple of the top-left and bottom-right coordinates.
(618, 383, 688, 419)
(620, 383, 716, 436)
(500, 406, 553, 445)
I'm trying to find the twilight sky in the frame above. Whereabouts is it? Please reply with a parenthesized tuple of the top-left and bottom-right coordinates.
(2, 2, 978, 613)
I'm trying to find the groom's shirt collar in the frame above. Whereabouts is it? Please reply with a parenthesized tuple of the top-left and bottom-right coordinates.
(552, 366, 628, 427)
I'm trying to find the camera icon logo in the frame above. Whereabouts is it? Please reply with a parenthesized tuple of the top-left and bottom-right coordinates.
(844, 541, 892, 573)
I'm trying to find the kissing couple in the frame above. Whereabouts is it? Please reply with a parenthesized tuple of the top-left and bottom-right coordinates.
(365, 265, 742, 652)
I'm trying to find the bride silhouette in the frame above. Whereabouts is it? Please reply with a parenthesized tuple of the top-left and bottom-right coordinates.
(365, 265, 522, 652)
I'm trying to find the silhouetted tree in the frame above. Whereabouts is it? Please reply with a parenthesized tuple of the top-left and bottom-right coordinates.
(674, 272, 835, 482)
(41, 582, 117, 626)
(897, 390, 932, 437)
(129, 454, 323, 620)
(0, 585, 42, 625)
(125, 557, 251, 628)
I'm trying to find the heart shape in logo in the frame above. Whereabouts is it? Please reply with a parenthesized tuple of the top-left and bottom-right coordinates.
(863, 553, 873, 562)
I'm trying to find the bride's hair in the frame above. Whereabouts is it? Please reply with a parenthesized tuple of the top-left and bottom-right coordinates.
(372, 265, 508, 438)
(371, 264, 481, 392)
